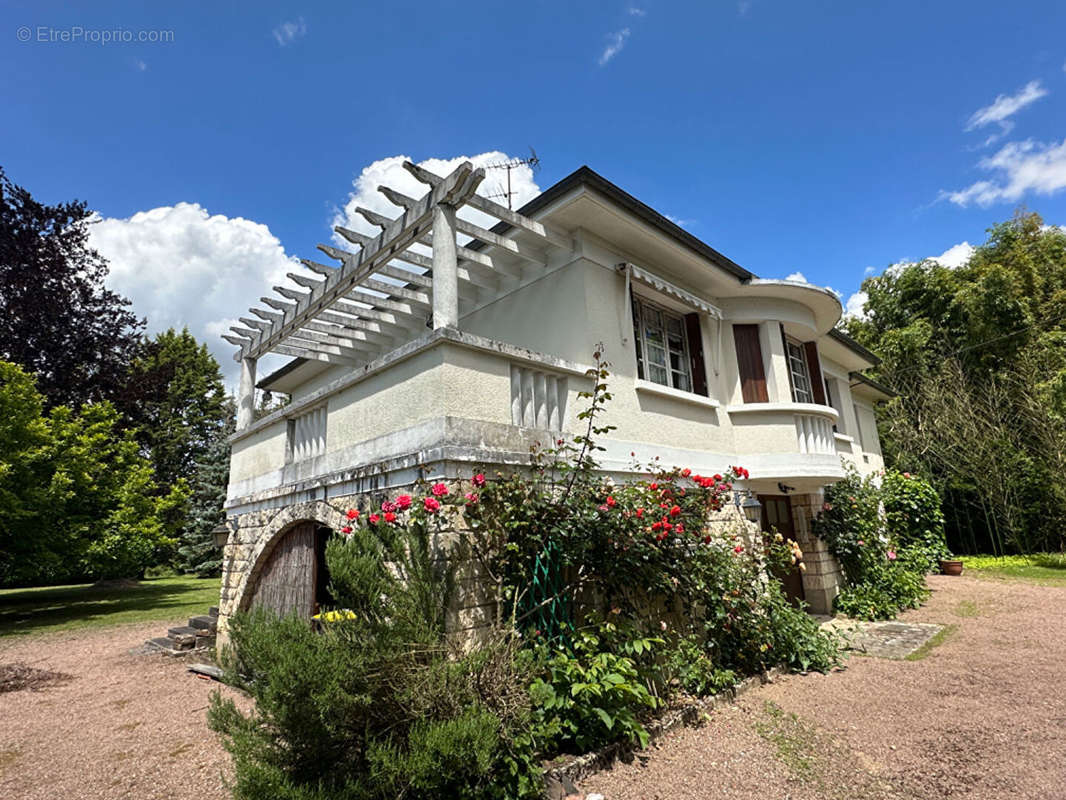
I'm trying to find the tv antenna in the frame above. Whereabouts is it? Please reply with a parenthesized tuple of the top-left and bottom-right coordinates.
(485, 148, 540, 209)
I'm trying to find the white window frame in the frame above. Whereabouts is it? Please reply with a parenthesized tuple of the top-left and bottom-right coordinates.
(785, 337, 813, 403)
(631, 294, 693, 393)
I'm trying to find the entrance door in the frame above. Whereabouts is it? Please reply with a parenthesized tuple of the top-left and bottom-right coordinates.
(758, 495, 806, 605)
(248, 522, 333, 617)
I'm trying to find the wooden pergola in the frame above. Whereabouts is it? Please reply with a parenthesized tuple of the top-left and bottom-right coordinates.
(223, 160, 572, 430)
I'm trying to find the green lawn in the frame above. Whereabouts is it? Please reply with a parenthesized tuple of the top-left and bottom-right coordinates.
(0, 575, 221, 638)
(961, 553, 1066, 586)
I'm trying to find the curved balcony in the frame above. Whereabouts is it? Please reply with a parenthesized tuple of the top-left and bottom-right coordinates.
(725, 402, 844, 486)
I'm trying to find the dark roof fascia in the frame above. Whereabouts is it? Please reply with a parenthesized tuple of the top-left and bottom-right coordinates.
(257, 356, 307, 391)
(488, 166, 755, 283)
(848, 370, 897, 399)
(828, 327, 881, 366)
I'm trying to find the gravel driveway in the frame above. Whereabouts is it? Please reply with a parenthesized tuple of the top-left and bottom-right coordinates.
(584, 575, 1066, 799)
(2, 575, 1063, 800)
(0, 621, 244, 800)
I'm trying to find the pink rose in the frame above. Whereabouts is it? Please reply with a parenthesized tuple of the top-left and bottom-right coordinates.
(431, 482, 449, 497)
(464, 492, 478, 504)
(381, 500, 397, 513)
(887, 550, 897, 561)
(423, 497, 441, 513)
(395, 495, 412, 510)
(472, 473, 486, 488)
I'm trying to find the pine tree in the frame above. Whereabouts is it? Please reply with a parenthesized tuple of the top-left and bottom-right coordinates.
(176, 400, 234, 577)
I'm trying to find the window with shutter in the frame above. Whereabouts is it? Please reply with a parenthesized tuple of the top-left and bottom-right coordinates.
(632, 295, 697, 392)
(733, 324, 768, 403)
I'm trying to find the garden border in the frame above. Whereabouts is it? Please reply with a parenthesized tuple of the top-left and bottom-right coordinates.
(545, 666, 783, 785)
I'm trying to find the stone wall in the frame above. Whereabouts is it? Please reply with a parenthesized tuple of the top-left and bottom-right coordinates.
(217, 486, 498, 650)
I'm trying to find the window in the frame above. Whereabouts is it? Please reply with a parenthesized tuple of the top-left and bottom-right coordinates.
(632, 295, 693, 392)
(785, 338, 813, 403)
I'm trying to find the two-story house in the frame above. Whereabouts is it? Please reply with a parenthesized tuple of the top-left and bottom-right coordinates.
(218, 161, 889, 635)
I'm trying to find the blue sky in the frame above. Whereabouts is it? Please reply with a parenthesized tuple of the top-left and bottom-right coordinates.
(3, 1, 1066, 380)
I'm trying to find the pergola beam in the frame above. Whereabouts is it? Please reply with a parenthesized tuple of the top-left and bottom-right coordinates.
(235, 161, 484, 362)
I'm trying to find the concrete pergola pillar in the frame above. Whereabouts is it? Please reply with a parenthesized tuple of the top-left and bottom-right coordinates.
(237, 356, 257, 431)
(431, 203, 459, 329)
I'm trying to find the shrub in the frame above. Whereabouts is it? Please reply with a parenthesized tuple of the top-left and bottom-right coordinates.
(814, 466, 938, 620)
(882, 470, 949, 571)
(529, 622, 659, 755)
(209, 516, 542, 800)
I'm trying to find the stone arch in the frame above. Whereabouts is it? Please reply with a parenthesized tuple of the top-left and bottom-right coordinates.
(233, 500, 348, 615)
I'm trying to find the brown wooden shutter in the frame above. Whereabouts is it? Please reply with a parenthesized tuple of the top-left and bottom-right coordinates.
(804, 342, 826, 405)
(684, 313, 708, 396)
(733, 324, 768, 403)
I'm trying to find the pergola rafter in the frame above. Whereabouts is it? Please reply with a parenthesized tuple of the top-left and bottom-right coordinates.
(227, 160, 575, 430)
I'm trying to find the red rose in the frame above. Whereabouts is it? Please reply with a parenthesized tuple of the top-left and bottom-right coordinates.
(472, 473, 486, 488)
(606, 496, 617, 508)
(424, 497, 441, 513)
(670, 505, 681, 517)
(384, 511, 397, 523)
(651, 521, 663, 532)
(395, 495, 412, 510)
(734, 545, 744, 554)
(341, 525, 352, 534)
(649, 482, 658, 490)
(346, 508, 359, 520)
(681, 468, 691, 477)
(704, 535, 712, 544)
(636, 508, 644, 518)
(713, 474, 723, 482)
(431, 482, 449, 497)
(369, 514, 381, 524)
(465, 492, 478, 504)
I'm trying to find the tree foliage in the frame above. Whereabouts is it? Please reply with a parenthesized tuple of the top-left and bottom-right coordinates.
(0, 167, 143, 409)
(119, 327, 230, 490)
(176, 398, 233, 577)
(0, 361, 187, 586)
(844, 211, 1066, 554)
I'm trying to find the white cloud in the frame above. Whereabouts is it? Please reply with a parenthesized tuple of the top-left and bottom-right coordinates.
(965, 80, 1047, 143)
(943, 137, 1066, 207)
(844, 291, 868, 319)
(738, 1, 752, 15)
(331, 152, 542, 247)
(272, 17, 307, 47)
(784, 271, 808, 283)
(598, 28, 631, 66)
(933, 241, 974, 268)
(627, 6, 646, 16)
(664, 213, 695, 227)
(91, 203, 302, 388)
(135, 59, 147, 72)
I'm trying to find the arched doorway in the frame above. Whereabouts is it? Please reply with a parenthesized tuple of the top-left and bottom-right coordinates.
(245, 521, 334, 617)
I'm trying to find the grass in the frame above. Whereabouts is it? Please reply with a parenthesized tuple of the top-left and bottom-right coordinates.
(961, 553, 1066, 586)
(905, 624, 958, 661)
(0, 574, 220, 638)
(754, 701, 818, 778)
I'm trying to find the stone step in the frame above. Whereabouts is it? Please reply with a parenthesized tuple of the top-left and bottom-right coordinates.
(208, 606, 219, 618)
(167, 626, 200, 647)
(188, 615, 218, 632)
(147, 637, 191, 656)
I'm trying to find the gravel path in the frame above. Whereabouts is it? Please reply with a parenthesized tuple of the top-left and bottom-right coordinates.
(2, 576, 1063, 800)
(584, 575, 1066, 799)
(0, 621, 245, 800)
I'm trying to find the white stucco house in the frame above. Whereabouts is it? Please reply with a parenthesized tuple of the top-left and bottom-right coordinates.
(217, 161, 890, 633)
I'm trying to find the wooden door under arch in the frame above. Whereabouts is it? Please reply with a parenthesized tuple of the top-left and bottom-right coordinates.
(247, 521, 333, 617)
